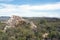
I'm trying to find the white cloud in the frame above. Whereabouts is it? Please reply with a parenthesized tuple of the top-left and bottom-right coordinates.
(16, 2, 60, 10)
(28, 2, 60, 10)
(0, 2, 60, 17)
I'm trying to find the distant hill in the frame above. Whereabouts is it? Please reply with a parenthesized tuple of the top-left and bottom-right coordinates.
(0, 16, 10, 21)
(0, 16, 60, 22)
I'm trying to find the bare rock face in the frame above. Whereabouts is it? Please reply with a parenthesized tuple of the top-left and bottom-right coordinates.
(4, 15, 37, 31)
(6, 15, 25, 27)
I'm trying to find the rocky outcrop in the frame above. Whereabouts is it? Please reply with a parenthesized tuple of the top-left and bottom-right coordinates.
(4, 15, 37, 31)
(42, 33, 49, 38)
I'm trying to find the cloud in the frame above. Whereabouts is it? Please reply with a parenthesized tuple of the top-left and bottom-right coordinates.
(0, 2, 60, 17)
(29, 2, 60, 10)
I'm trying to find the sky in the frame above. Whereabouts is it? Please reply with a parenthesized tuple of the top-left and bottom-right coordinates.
(0, 0, 60, 17)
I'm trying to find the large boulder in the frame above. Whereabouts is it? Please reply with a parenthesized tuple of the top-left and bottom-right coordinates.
(4, 15, 37, 31)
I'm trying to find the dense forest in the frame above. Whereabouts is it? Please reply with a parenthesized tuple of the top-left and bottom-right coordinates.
(0, 17, 60, 40)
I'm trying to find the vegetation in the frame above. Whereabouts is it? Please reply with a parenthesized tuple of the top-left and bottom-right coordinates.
(0, 17, 60, 40)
